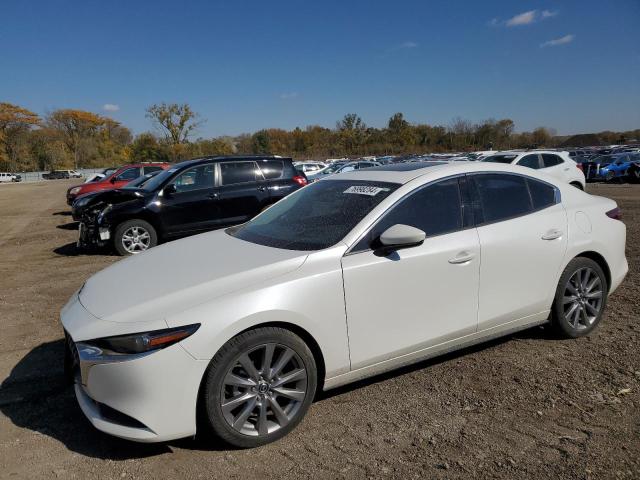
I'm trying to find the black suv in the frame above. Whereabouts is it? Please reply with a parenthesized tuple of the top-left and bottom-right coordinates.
(77, 156, 307, 255)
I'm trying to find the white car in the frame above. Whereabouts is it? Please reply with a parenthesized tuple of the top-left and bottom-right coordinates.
(61, 161, 627, 447)
(482, 150, 586, 189)
(0, 172, 19, 183)
(293, 162, 327, 174)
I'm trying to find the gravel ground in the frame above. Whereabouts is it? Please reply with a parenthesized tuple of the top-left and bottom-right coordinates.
(0, 180, 638, 480)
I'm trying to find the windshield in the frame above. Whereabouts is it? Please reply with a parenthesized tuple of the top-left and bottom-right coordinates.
(139, 167, 177, 191)
(229, 179, 400, 250)
(481, 154, 517, 164)
(322, 163, 346, 174)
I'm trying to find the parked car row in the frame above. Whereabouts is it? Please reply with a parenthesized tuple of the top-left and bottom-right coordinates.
(578, 153, 640, 183)
(66, 151, 591, 256)
(43, 169, 82, 180)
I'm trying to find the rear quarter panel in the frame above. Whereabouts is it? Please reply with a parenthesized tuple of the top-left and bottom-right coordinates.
(559, 185, 627, 293)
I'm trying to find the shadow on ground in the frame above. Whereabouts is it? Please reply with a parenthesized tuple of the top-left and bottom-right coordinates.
(0, 325, 552, 459)
(56, 221, 79, 231)
(53, 242, 115, 257)
(52, 211, 72, 216)
(0, 341, 240, 459)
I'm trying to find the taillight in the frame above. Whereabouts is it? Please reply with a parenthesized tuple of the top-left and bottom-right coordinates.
(576, 163, 583, 172)
(606, 207, 622, 220)
(293, 175, 307, 186)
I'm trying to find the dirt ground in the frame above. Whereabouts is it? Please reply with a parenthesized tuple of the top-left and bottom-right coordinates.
(0, 179, 638, 480)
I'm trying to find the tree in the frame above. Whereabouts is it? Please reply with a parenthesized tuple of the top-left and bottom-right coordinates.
(47, 109, 105, 168)
(337, 113, 367, 154)
(0, 103, 40, 170)
(146, 103, 203, 146)
(251, 130, 271, 154)
(129, 133, 169, 161)
(532, 127, 552, 147)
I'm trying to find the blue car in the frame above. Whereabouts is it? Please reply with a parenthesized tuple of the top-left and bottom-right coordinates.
(591, 153, 640, 182)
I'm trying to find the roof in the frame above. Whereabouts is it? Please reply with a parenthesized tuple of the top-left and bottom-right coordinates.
(323, 160, 561, 186)
(173, 155, 292, 169)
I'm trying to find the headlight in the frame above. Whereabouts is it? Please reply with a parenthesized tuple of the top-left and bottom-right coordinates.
(97, 204, 112, 223)
(85, 324, 200, 355)
(70, 187, 82, 195)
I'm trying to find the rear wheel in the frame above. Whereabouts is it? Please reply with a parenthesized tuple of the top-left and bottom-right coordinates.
(201, 327, 317, 448)
(114, 219, 157, 256)
(551, 257, 608, 338)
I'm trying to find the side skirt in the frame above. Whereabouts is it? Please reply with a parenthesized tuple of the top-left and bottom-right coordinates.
(323, 313, 549, 391)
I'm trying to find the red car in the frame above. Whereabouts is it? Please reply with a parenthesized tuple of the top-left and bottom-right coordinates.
(66, 163, 171, 205)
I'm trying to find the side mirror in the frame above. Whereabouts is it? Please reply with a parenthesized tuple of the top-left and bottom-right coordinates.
(377, 224, 426, 255)
(164, 184, 177, 195)
(110, 176, 117, 184)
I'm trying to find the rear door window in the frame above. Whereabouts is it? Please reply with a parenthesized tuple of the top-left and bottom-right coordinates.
(517, 154, 542, 169)
(257, 160, 284, 179)
(471, 173, 533, 224)
(527, 178, 557, 210)
(220, 162, 262, 185)
(541, 154, 563, 168)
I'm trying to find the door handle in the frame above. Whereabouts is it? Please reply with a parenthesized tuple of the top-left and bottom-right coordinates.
(448, 251, 475, 264)
(541, 229, 563, 240)
(257, 186, 267, 192)
(208, 193, 219, 200)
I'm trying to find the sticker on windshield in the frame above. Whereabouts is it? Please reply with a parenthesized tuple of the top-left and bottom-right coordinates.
(343, 185, 390, 196)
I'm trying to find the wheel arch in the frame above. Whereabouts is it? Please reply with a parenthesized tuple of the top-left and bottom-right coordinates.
(194, 320, 328, 436)
(569, 181, 584, 190)
(574, 250, 611, 290)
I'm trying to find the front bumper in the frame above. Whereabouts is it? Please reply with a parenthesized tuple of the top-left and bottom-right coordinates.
(62, 296, 209, 442)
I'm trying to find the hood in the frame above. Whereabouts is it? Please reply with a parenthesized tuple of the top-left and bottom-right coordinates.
(83, 188, 148, 208)
(79, 229, 308, 323)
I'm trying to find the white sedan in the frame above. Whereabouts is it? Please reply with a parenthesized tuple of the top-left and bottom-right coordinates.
(61, 161, 628, 448)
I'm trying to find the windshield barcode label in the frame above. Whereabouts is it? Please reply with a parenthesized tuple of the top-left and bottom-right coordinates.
(343, 186, 390, 196)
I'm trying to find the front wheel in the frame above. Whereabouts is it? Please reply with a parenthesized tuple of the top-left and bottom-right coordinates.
(551, 257, 608, 338)
(113, 219, 158, 255)
(201, 327, 317, 448)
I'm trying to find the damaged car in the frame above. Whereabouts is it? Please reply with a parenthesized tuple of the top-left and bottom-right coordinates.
(77, 155, 307, 255)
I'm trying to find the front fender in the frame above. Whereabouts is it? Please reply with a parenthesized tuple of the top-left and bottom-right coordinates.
(165, 245, 351, 379)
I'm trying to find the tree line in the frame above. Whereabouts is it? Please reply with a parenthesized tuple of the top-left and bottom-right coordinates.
(0, 101, 638, 172)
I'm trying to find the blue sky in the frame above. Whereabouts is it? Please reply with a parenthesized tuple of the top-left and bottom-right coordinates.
(2, 0, 639, 137)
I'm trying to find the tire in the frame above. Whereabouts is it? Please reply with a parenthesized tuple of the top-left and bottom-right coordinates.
(201, 327, 317, 448)
(604, 171, 615, 182)
(113, 219, 158, 256)
(551, 257, 608, 338)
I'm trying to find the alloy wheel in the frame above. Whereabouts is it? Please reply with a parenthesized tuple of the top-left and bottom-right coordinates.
(121, 226, 151, 254)
(563, 267, 603, 330)
(220, 343, 308, 437)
